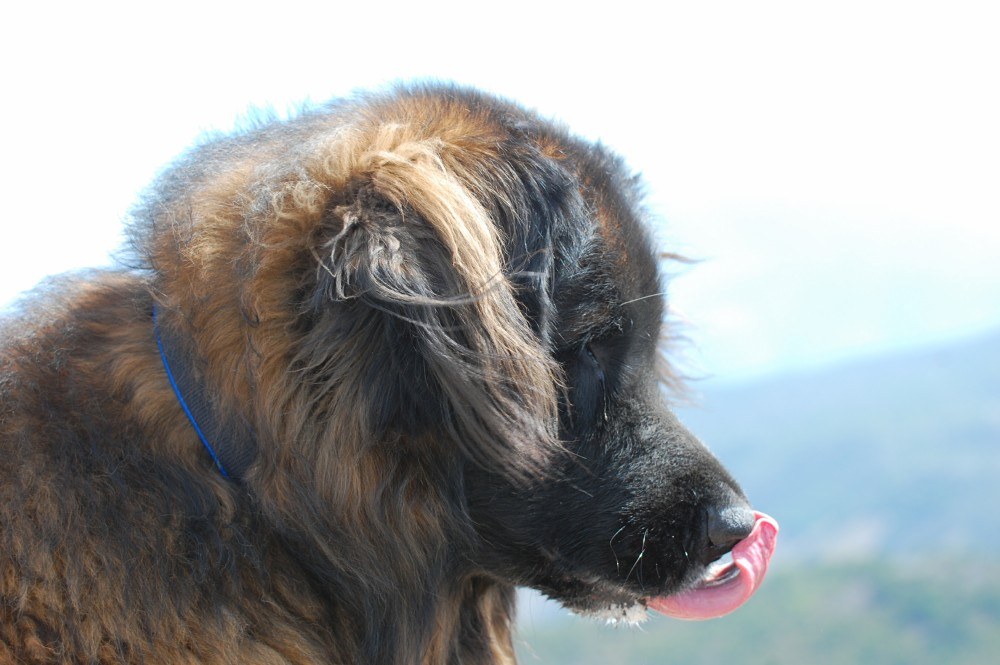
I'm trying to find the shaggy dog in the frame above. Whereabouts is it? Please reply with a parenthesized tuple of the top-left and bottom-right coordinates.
(0, 85, 776, 664)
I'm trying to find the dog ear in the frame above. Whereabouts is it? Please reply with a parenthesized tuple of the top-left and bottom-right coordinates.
(309, 140, 559, 478)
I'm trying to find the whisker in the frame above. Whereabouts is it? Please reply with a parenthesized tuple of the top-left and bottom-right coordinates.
(625, 529, 648, 583)
(610, 524, 628, 575)
(620, 292, 667, 306)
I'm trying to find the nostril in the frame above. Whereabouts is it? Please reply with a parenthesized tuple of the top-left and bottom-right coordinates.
(706, 505, 755, 551)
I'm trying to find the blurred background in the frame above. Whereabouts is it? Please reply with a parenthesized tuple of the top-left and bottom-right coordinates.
(2, 1, 998, 662)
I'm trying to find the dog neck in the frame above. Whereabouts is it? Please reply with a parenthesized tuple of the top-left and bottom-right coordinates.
(152, 303, 257, 481)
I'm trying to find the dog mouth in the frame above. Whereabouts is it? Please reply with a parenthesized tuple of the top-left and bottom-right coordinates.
(544, 511, 778, 624)
(645, 511, 779, 620)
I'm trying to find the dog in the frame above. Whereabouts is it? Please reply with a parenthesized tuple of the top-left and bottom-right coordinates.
(0, 84, 777, 664)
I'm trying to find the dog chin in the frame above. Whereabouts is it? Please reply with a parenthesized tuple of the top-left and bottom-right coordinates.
(548, 562, 716, 626)
(572, 600, 650, 626)
(536, 573, 655, 626)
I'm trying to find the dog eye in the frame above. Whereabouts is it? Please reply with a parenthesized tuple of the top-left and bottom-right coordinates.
(583, 345, 606, 385)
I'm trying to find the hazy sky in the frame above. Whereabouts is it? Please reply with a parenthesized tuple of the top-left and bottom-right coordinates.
(2, 1, 997, 383)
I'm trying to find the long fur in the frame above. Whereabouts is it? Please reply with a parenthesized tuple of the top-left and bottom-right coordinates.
(1, 85, 752, 664)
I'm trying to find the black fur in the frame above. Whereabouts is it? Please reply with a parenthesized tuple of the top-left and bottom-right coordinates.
(0, 84, 754, 664)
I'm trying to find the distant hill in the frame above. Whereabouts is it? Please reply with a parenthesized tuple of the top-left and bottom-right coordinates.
(675, 330, 1000, 560)
(517, 560, 1000, 665)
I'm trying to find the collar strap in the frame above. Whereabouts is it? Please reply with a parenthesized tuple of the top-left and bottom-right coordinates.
(153, 304, 256, 481)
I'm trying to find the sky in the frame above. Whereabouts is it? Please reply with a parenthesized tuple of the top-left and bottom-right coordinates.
(1, 0, 998, 383)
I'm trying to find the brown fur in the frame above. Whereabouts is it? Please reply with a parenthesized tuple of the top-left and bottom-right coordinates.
(0, 87, 572, 665)
(1, 85, 748, 664)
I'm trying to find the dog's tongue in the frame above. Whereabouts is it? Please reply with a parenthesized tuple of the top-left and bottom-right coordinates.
(647, 511, 779, 621)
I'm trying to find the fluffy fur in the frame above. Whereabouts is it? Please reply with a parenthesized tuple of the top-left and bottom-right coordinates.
(0, 85, 751, 664)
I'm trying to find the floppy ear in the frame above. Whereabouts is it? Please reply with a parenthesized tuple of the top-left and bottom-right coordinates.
(308, 140, 559, 478)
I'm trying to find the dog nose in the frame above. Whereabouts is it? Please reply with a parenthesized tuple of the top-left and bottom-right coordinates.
(705, 504, 756, 551)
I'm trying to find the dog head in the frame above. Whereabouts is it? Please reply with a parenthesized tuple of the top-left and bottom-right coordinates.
(136, 84, 776, 625)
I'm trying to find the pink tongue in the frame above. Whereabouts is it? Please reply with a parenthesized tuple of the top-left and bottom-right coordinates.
(647, 511, 779, 621)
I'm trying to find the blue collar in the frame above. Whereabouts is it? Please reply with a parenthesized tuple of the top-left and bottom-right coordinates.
(153, 304, 256, 481)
